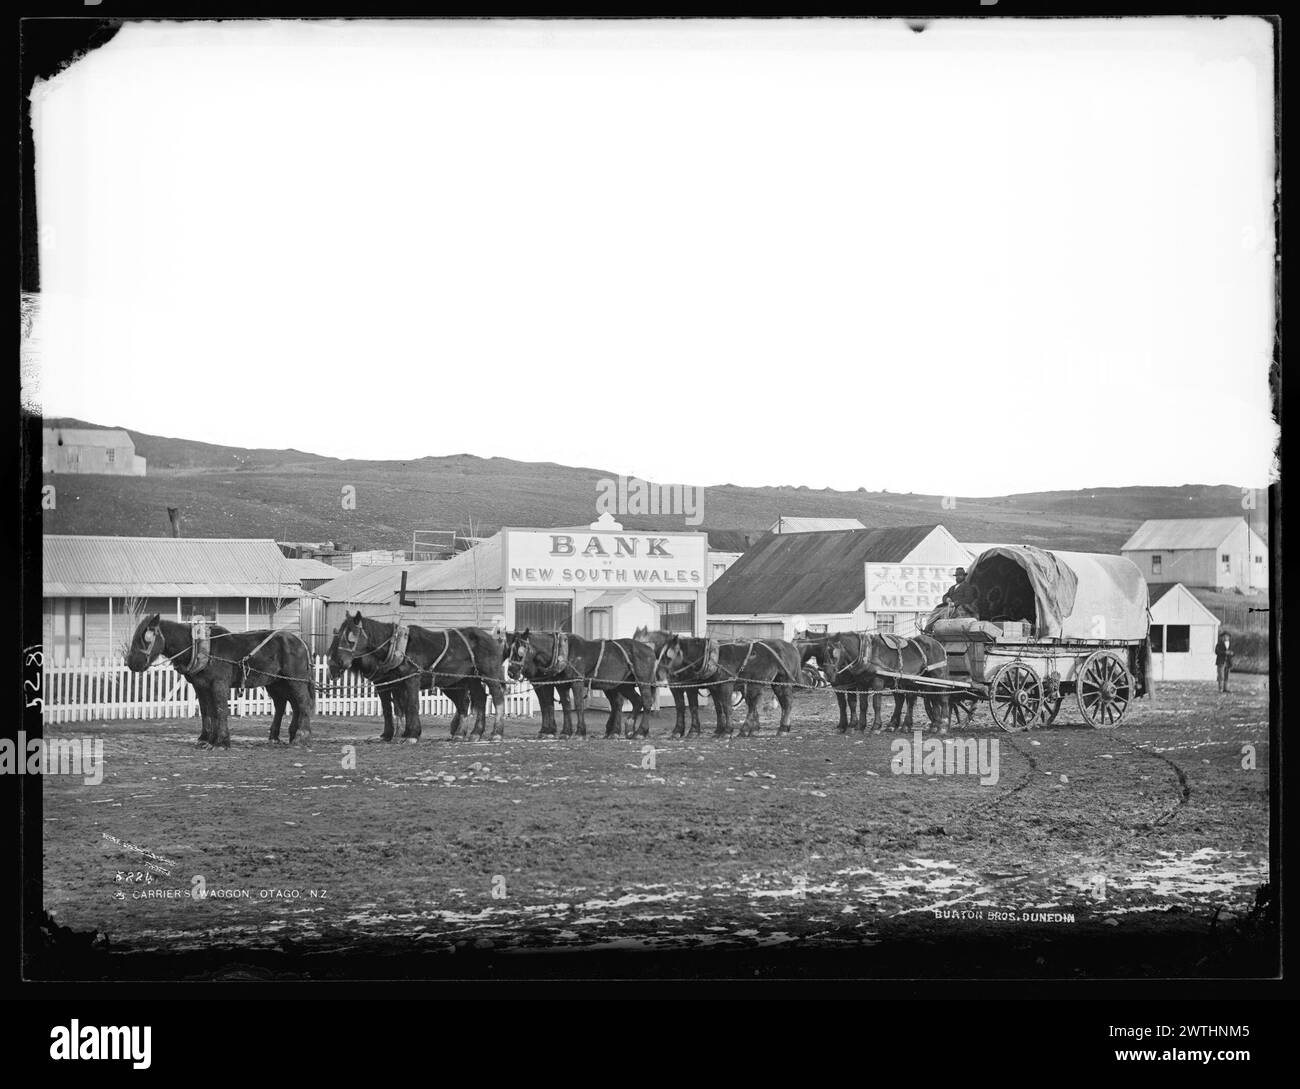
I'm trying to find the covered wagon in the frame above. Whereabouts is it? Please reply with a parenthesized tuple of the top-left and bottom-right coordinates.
(925, 546, 1152, 730)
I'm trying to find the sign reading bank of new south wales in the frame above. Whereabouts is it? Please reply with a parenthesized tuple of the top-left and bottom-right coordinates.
(865, 563, 962, 613)
(504, 530, 707, 590)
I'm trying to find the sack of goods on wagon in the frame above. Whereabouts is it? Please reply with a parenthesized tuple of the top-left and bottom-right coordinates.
(921, 546, 1152, 731)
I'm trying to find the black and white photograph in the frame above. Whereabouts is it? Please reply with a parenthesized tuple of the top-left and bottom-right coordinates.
(16, 9, 1282, 1024)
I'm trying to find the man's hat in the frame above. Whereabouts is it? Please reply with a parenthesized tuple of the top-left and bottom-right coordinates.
(954, 567, 967, 578)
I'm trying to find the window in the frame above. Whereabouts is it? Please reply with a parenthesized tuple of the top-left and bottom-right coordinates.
(1221, 553, 1231, 573)
(877, 613, 896, 634)
(106, 448, 116, 464)
(1151, 555, 1162, 575)
(1255, 555, 1265, 564)
(806, 623, 828, 634)
(66, 448, 80, 468)
(181, 599, 217, 622)
(1149, 625, 1164, 653)
(1165, 625, 1191, 654)
(515, 600, 572, 632)
(50, 599, 85, 664)
(657, 601, 695, 634)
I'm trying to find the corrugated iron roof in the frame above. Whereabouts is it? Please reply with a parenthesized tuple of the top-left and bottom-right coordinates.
(770, 516, 866, 534)
(315, 536, 505, 603)
(42, 427, 134, 448)
(704, 529, 761, 553)
(286, 557, 346, 581)
(708, 525, 939, 615)
(43, 536, 304, 598)
(1121, 518, 1249, 551)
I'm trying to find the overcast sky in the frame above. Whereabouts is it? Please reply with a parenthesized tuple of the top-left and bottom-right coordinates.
(28, 18, 1277, 496)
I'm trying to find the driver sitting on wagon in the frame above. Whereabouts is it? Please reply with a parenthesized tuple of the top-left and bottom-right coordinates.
(942, 568, 979, 619)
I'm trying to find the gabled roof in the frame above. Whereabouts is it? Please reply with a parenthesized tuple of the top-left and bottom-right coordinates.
(770, 516, 866, 534)
(1122, 518, 1251, 551)
(42, 427, 134, 449)
(315, 535, 505, 603)
(1146, 582, 1222, 625)
(43, 535, 304, 598)
(708, 525, 939, 615)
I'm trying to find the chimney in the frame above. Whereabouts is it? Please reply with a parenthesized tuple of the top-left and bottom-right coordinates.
(167, 507, 181, 538)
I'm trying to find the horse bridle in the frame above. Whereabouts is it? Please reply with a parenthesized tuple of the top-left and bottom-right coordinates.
(827, 633, 869, 680)
(668, 639, 713, 680)
(340, 619, 395, 671)
(511, 633, 562, 678)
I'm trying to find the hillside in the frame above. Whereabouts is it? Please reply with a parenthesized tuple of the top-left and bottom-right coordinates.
(37, 418, 1266, 554)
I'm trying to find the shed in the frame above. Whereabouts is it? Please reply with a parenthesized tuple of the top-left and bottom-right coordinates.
(42, 535, 305, 664)
(1121, 517, 1267, 593)
(1146, 582, 1221, 681)
(42, 427, 146, 476)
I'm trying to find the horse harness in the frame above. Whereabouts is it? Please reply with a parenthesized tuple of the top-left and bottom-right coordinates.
(236, 630, 285, 687)
(180, 617, 212, 676)
(590, 638, 637, 685)
(527, 632, 571, 679)
(834, 633, 946, 682)
(405, 625, 479, 682)
(675, 638, 788, 684)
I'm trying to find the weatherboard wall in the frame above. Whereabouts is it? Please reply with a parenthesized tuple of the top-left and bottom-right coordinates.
(1122, 522, 1267, 593)
(42, 595, 303, 665)
(322, 592, 506, 642)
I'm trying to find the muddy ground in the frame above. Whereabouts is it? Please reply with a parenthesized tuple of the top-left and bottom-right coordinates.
(35, 676, 1273, 980)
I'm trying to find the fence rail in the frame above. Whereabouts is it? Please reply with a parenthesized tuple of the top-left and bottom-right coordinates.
(41, 656, 538, 725)
(1203, 602, 1270, 634)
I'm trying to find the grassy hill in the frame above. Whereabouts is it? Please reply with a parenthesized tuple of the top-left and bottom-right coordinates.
(38, 417, 1264, 554)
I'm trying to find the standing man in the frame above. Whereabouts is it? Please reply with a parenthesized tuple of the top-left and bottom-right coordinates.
(1215, 631, 1234, 694)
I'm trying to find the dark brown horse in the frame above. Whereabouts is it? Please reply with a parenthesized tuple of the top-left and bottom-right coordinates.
(661, 636, 801, 737)
(504, 631, 656, 739)
(633, 626, 712, 739)
(125, 615, 314, 749)
(327, 614, 506, 741)
(824, 632, 951, 732)
(326, 621, 484, 741)
(797, 634, 872, 733)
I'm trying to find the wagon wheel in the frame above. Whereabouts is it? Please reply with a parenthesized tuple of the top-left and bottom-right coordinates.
(987, 662, 1043, 732)
(1075, 650, 1133, 728)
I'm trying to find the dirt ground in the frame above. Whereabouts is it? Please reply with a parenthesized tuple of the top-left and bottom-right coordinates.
(36, 675, 1273, 980)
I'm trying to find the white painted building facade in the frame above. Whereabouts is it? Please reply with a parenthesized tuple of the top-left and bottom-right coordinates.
(1148, 583, 1221, 682)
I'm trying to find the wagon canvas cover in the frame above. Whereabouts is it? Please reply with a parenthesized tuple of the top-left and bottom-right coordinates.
(965, 546, 1149, 641)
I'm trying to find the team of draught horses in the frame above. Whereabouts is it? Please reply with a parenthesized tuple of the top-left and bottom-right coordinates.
(124, 611, 956, 749)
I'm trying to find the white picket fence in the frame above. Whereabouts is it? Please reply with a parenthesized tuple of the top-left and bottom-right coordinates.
(41, 656, 538, 725)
